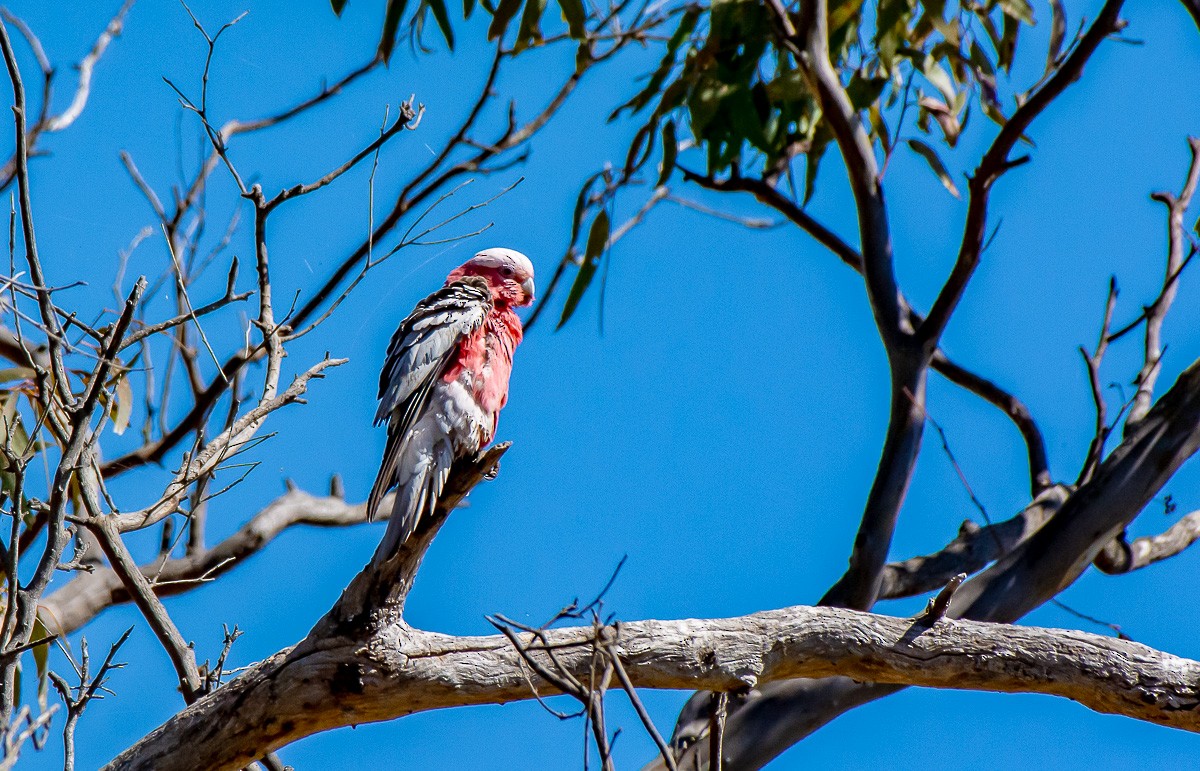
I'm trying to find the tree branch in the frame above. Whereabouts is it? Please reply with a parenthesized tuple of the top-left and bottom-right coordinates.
(40, 487, 370, 636)
(918, 0, 1127, 345)
(1126, 137, 1200, 429)
(670, 351, 1200, 769)
(107, 601, 1200, 771)
(111, 357, 347, 534)
(681, 171, 1052, 497)
(1093, 510, 1200, 574)
(879, 485, 1068, 600)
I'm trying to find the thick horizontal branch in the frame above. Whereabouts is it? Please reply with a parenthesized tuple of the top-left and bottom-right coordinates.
(107, 602, 1200, 771)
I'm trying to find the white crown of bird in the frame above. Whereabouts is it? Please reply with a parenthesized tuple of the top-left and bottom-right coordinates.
(468, 247, 534, 277)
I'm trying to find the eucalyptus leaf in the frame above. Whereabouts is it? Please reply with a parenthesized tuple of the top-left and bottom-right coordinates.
(378, 0, 409, 63)
(514, 0, 548, 52)
(998, 0, 1035, 25)
(609, 6, 699, 119)
(488, 0, 523, 41)
(999, 12, 1019, 73)
(907, 138, 960, 198)
(426, 0, 455, 48)
(1046, 0, 1067, 72)
(558, 0, 585, 39)
(657, 120, 678, 187)
(112, 375, 134, 436)
(558, 210, 610, 328)
(918, 95, 960, 147)
(0, 368, 33, 385)
(804, 124, 832, 206)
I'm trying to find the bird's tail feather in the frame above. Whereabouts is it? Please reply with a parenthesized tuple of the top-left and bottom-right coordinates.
(371, 435, 454, 564)
(366, 424, 405, 524)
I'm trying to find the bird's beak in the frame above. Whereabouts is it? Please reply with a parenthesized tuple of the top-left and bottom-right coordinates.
(521, 276, 536, 301)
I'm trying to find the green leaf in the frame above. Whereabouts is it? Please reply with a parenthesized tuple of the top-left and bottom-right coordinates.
(688, 78, 735, 137)
(974, 8, 1002, 61)
(998, 0, 1035, 25)
(804, 123, 832, 206)
(0, 367, 34, 385)
(378, 0, 410, 63)
(981, 96, 1007, 127)
(623, 119, 658, 178)
(874, 0, 914, 70)
(609, 6, 699, 119)
(558, 0, 585, 39)
(998, 12, 1019, 73)
(331, 0, 349, 16)
(488, 0, 523, 40)
(828, 0, 865, 57)
(584, 210, 610, 268)
(464, 0, 476, 19)
(969, 39, 995, 77)
(829, 0, 865, 31)
(1046, 0, 1066, 72)
(31, 615, 50, 710)
(765, 70, 808, 103)
(918, 95, 960, 147)
(921, 54, 956, 106)
(868, 104, 891, 153)
(657, 120, 677, 187)
(727, 87, 769, 152)
(846, 72, 888, 112)
(111, 375, 133, 436)
(906, 138, 960, 198)
(558, 210, 610, 328)
(920, 0, 946, 23)
(569, 172, 604, 246)
(513, 0, 548, 52)
(426, 0, 455, 48)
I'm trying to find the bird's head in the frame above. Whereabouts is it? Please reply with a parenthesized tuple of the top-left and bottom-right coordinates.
(447, 248, 536, 308)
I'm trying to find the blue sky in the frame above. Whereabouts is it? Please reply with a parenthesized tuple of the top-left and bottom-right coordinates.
(6, 1, 1200, 768)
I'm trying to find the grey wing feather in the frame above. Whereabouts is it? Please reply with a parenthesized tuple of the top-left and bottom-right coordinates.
(367, 278, 490, 524)
(371, 434, 455, 565)
(375, 278, 491, 428)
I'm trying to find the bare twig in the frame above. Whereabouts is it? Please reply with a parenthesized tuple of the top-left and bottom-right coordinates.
(45, 0, 134, 132)
(112, 357, 347, 533)
(1126, 137, 1200, 430)
(0, 2, 132, 189)
(48, 627, 132, 771)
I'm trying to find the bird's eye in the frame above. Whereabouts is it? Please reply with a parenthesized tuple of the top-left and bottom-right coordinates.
(500, 267, 514, 277)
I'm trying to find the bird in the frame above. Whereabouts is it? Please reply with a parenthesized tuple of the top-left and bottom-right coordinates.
(367, 247, 535, 563)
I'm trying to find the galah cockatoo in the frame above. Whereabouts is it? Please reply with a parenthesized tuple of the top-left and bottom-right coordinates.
(367, 248, 535, 561)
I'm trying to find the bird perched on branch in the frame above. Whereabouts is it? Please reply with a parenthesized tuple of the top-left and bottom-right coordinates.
(367, 248, 535, 562)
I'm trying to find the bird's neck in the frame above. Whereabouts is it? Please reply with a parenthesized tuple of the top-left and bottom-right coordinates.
(489, 304, 524, 347)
